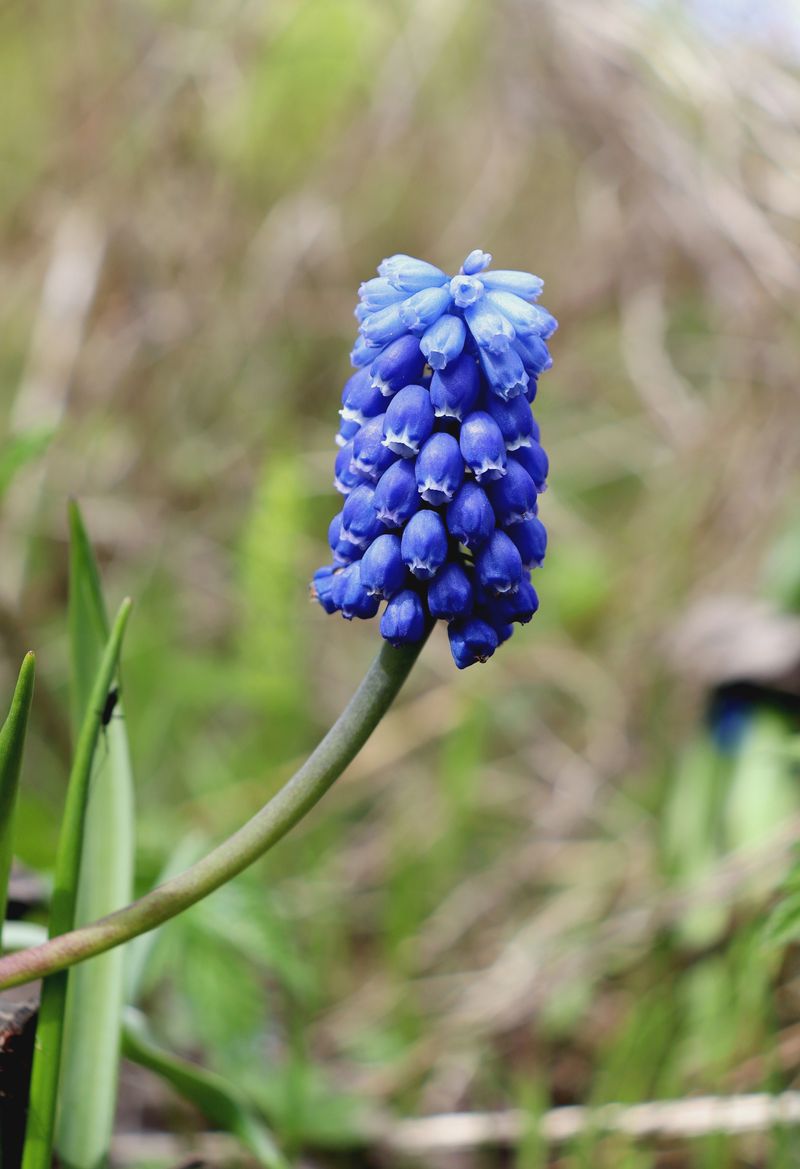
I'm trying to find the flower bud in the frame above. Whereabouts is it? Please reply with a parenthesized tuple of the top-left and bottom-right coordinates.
(489, 577, 539, 624)
(479, 347, 529, 400)
(461, 250, 492, 276)
(334, 440, 363, 494)
(481, 270, 544, 301)
(399, 286, 453, 333)
(379, 255, 447, 293)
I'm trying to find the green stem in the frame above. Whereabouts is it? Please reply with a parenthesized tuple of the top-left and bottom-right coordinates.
(0, 635, 427, 992)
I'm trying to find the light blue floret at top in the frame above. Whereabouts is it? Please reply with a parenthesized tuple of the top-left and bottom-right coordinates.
(312, 249, 556, 669)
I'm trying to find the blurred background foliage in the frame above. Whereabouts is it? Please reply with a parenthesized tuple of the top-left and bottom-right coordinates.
(2, 0, 800, 1165)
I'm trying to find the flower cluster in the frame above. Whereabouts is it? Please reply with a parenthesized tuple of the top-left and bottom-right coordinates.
(312, 249, 556, 668)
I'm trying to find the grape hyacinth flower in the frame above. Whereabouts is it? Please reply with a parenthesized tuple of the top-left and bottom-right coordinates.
(312, 250, 556, 668)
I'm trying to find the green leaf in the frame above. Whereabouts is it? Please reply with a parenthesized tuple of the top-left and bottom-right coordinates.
(0, 652, 35, 946)
(121, 1008, 289, 1169)
(22, 597, 132, 1169)
(55, 502, 137, 1169)
(0, 429, 53, 503)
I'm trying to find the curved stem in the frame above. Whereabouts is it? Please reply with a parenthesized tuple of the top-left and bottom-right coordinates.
(0, 635, 428, 990)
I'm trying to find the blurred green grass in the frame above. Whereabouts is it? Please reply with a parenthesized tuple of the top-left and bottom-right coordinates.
(2, 0, 800, 1165)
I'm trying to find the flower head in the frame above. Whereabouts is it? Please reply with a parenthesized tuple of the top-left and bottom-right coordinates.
(311, 250, 556, 668)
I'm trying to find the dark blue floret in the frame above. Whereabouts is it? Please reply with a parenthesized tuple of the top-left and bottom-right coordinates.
(459, 411, 508, 482)
(373, 459, 421, 528)
(415, 433, 464, 505)
(487, 458, 538, 526)
(359, 533, 407, 599)
(484, 394, 535, 451)
(381, 589, 427, 646)
(401, 510, 448, 580)
(508, 517, 547, 568)
(334, 440, 363, 494)
(313, 248, 555, 666)
(340, 368, 385, 426)
(513, 441, 549, 492)
(339, 563, 381, 621)
(448, 617, 499, 669)
(427, 562, 473, 621)
(446, 481, 495, 550)
(475, 530, 524, 596)
(383, 385, 435, 458)
(351, 415, 397, 482)
(370, 334, 427, 396)
(341, 484, 386, 548)
(430, 353, 480, 421)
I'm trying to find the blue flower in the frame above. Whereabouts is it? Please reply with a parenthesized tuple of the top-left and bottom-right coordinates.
(312, 250, 556, 667)
(382, 385, 435, 458)
(400, 509, 448, 580)
(380, 589, 426, 646)
(415, 433, 464, 505)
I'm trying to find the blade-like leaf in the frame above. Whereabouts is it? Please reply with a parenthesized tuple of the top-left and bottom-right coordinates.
(55, 502, 136, 1169)
(0, 652, 35, 946)
(122, 1008, 289, 1169)
(22, 598, 132, 1169)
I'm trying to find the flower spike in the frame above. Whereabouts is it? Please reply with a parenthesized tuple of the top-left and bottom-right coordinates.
(313, 250, 555, 667)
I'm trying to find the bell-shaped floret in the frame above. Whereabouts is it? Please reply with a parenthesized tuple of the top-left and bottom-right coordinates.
(484, 394, 534, 451)
(415, 433, 464, 506)
(486, 457, 538, 525)
(513, 441, 549, 491)
(340, 484, 386, 548)
(479, 347, 529, 401)
(475, 530, 524, 595)
(382, 385, 435, 458)
(340, 368, 385, 425)
(373, 459, 421, 528)
(507, 517, 547, 568)
(380, 589, 427, 646)
(446, 481, 495, 549)
(420, 314, 466, 370)
(400, 510, 449, 580)
(487, 576, 540, 624)
(351, 415, 396, 482)
(427, 562, 473, 621)
(459, 411, 508, 482)
(429, 353, 480, 421)
(339, 562, 381, 621)
(359, 533, 407, 599)
(448, 616, 499, 669)
(370, 334, 427, 396)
